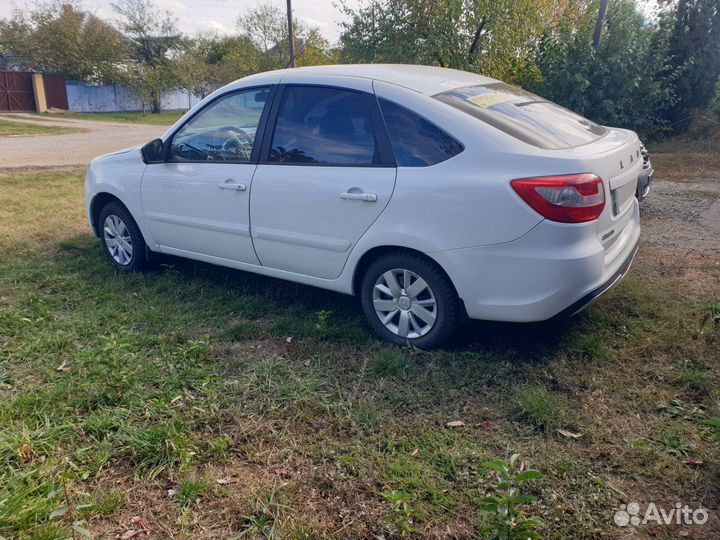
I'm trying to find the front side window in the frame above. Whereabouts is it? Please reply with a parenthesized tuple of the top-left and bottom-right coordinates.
(269, 86, 378, 166)
(170, 87, 270, 162)
(378, 98, 464, 166)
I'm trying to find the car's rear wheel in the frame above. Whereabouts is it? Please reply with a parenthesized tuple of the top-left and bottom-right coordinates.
(99, 202, 147, 272)
(360, 252, 461, 349)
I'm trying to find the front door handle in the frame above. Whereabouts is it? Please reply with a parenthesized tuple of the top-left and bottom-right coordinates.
(340, 191, 377, 202)
(219, 180, 246, 191)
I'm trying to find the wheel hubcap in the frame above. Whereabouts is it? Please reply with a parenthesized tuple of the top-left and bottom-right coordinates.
(373, 268, 437, 339)
(103, 215, 133, 265)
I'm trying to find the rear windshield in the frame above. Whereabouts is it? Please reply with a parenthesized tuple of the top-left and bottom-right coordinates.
(434, 83, 607, 149)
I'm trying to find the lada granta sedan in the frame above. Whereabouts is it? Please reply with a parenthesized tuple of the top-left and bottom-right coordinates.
(85, 64, 643, 348)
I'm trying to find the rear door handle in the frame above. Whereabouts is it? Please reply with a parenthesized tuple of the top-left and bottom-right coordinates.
(219, 180, 246, 191)
(340, 191, 377, 202)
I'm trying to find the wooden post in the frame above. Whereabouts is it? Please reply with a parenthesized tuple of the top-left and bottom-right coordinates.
(287, 0, 296, 67)
(32, 73, 47, 113)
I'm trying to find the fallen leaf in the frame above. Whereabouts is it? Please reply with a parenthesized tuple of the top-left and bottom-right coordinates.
(445, 420, 465, 428)
(130, 517, 150, 532)
(684, 459, 704, 467)
(18, 443, 33, 462)
(285, 337, 293, 343)
(120, 530, 142, 540)
(557, 429, 583, 439)
(410, 448, 420, 458)
(216, 477, 240, 485)
(274, 467, 292, 479)
(56, 360, 70, 372)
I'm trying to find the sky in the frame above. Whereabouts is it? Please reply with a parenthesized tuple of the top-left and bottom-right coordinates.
(0, 0, 362, 42)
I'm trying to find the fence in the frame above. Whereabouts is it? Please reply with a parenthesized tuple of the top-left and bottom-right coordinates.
(0, 71, 35, 112)
(65, 80, 203, 113)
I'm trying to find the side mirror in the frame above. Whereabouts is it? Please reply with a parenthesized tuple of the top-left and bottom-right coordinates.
(141, 139, 165, 164)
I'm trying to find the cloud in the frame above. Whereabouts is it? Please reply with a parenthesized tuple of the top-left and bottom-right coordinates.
(196, 19, 235, 35)
(153, 0, 189, 14)
(2, 0, 362, 41)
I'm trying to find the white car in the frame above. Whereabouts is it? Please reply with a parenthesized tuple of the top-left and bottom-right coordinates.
(85, 64, 642, 348)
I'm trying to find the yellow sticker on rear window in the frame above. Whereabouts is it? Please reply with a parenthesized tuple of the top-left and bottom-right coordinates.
(467, 92, 515, 108)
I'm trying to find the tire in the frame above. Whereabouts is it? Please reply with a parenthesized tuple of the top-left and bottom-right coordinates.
(360, 251, 461, 349)
(98, 202, 147, 272)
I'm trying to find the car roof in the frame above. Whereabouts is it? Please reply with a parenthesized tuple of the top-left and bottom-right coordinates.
(225, 64, 496, 95)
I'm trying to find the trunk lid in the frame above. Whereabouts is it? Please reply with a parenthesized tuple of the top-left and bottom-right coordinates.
(575, 128, 642, 261)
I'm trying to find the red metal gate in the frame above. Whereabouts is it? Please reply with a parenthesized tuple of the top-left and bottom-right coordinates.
(42, 73, 68, 110)
(0, 71, 36, 112)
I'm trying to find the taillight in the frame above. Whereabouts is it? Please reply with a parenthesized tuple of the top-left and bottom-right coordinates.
(510, 173, 605, 223)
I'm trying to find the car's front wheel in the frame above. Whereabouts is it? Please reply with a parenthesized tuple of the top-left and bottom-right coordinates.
(360, 251, 461, 349)
(99, 202, 147, 272)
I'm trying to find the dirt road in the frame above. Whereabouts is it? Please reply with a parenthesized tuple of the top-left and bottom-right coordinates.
(0, 114, 168, 169)
(637, 152, 720, 302)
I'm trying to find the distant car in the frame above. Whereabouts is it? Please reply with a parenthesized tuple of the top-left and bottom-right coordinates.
(85, 64, 642, 348)
(636, 143, 654, 201)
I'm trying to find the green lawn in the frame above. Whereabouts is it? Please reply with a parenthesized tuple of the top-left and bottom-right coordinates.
(0, 118, 85, 137)
(39, 111, 185, 125)
(0, 169, 718, 539)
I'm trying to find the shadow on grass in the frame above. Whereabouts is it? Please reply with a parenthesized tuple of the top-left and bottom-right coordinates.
(55, 234, 580, 365)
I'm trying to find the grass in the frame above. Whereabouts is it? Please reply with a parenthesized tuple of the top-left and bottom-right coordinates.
(516, 386, 570, 431)
(0, 167, 718, 539)
(647, 135, 720, 154)
(177, 475, 210, 506)
(0, 118, 84, 137)
(38, 111, 185, 125)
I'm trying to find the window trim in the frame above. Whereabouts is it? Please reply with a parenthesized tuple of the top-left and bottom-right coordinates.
(162, 84, 277, 165)
(377, 97, 465, 167)
(257, 83, 396, 168)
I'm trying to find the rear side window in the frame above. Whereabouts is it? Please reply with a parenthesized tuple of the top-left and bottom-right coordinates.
(269, 86, 378, 166)
(378, 98, 464, 166)
(434, 83, 607, 150)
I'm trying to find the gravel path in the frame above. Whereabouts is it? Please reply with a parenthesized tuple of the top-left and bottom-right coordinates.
(638, 175, 720, 300)
(640, 178, 720, 253)
(0, 114, 168, 169)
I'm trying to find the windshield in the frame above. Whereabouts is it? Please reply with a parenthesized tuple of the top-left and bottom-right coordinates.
(434, 83, 607, 149)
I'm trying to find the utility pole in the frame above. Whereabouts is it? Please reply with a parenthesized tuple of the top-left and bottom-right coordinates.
(286, 0, 296, 67)
(593, 0, 609, 49)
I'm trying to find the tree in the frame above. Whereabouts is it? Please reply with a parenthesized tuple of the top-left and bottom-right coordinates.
(173, 38, 222, 108)
(0, 1, 125, 83)
(207, 35, 264, 83)
(338, 0, 554, 82)
(659, 0, 720, 130)
(525, 0, 676, 136)
(112, 0, 182, 113)
(237, 3, 334, 71)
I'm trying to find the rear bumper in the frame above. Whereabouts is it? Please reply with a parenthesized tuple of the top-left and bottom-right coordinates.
(555, 237, 638, 318)
(431, 200, 641, 322)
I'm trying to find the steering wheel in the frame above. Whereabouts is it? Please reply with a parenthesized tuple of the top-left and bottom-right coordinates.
(220, 127, 253, 160)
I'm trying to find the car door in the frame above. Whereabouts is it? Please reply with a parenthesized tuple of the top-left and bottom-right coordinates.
(141, 86, 272, 264)
(250, 82, 397, 279)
